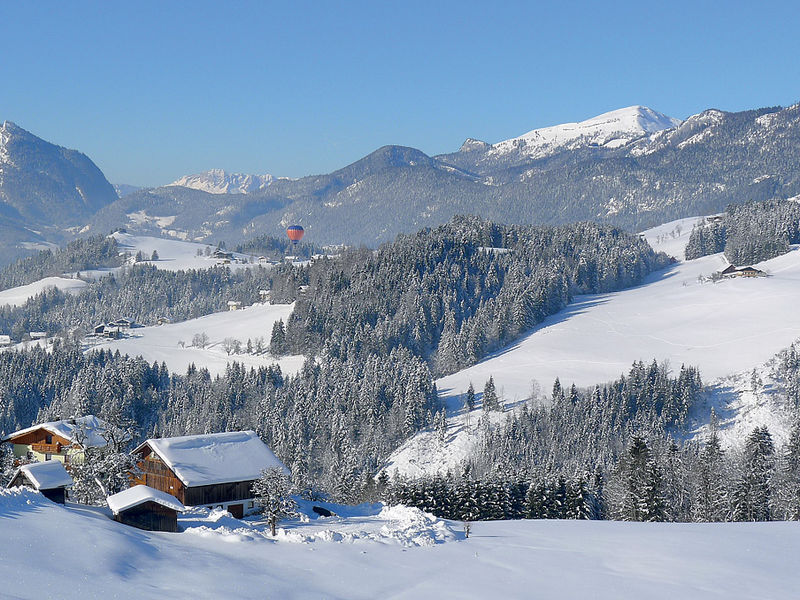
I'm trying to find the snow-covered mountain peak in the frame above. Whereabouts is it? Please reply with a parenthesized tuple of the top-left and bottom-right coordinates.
(459, 138, 492, 153)
(490, 105, 681, 159)
(168, 169, 277, 194)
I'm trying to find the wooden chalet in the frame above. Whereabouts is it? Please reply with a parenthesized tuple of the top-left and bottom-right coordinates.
(107, 485, 185, 532)
(7, 460, 73, 504)
(2, 416, 109, 466)
(737, 266, 766, 278)
(227, 300, 242, 311)
(110, 318, 132, 329)
(131, 431, 288, 518)
(719, 265, 767, 279)
(212, 249, 234, 260)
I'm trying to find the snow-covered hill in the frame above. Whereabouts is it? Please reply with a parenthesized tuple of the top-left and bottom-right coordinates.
(111, 232, 260, 272)
(489, 105, 681, 159)
(168, 169, 278, 194)
(91, 302, 304, 377)
(0, 276, 88, 308)
(386, 216, 800, 478)
(0, 233, 264, 312)
(1, 487, 798, 600)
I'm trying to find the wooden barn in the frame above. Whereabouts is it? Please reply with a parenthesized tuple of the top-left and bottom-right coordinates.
(131, 430, 288, 518)
(2, 416, 109, 466)
(107, 485, 185, 532)
(8, 460, 73, 504)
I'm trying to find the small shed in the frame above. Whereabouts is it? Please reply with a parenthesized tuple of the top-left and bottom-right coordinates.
(107, 485, 185, 532)
(227, 300, 242, 311)
(8, 461, 73, 504)
(29, 332, 47, 340)
(0, 334, 11, 346)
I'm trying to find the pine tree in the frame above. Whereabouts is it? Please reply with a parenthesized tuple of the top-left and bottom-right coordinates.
(483, 376, 499, 412)
(694, 417, 728, 522)
(622, 436, 651, 521)
(270, 320, 287, 357)
(732, 426, 775, 521)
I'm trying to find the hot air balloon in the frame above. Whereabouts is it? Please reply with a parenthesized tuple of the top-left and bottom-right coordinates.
(286, 225, 304, 245)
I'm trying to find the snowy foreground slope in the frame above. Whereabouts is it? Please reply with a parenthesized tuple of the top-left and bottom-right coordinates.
(1, 488, 798, 600)
(92, 302, 305, 377)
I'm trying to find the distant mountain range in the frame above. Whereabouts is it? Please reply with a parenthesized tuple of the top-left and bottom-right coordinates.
(1, 103, 799, 263)
(168, 169, 283, 195)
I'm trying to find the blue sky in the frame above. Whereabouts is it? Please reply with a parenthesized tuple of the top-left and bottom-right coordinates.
(2, 0, 799, 186)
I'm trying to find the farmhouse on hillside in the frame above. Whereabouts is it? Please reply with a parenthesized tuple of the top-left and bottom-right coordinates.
(719, 265, 767, 278)
(131, 430, 288, 518)
(2, 415, 109, 465)
(7, 460, 73, 504)
(107, 485, 185, 532)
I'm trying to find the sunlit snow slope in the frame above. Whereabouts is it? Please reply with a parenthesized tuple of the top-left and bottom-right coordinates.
(0, 276, 87, 308)
(385, 216, 800, 478)
(111, 232, 259, 272)
(91, 302, 304, 376)
(436, 218, 800, 405)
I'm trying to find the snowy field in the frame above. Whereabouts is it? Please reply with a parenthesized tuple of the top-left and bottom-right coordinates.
(0, 232, 268, 310)
(0, 488, 797, 600)
(436, 226, 800, 407)
(0, 276, 87, 307)
(91, 302, 305, 376)
(388, 217, 800, 477)
(111, 232, 261, 272)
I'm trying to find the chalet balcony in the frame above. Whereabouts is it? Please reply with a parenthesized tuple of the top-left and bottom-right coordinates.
(30, 442, 63, 454)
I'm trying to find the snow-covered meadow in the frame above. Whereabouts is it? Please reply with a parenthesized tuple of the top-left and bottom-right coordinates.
(111, 231, 261, 272)
(1, 487, 798, 600)
(91, 302, 305, 377)
(0, 276, 88, 308)
(388, 217, 800, 477)
(0, 232, 267, 310)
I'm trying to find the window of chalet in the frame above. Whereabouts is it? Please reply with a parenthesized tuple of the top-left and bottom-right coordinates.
(45, 434, 52, 444)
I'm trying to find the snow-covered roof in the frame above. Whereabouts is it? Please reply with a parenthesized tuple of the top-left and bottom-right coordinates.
(12, 461, 73, 490)
(3, 415, 109, 448)
(135, 430, 288, 487)
(107, 485, 185, 514)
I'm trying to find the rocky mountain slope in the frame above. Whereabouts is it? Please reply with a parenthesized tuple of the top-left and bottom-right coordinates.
(0, 120, 118, 261)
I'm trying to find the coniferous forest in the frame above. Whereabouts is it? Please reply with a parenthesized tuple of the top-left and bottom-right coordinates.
(685, 198, 800, 264)
(1, 216, 799, 523)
